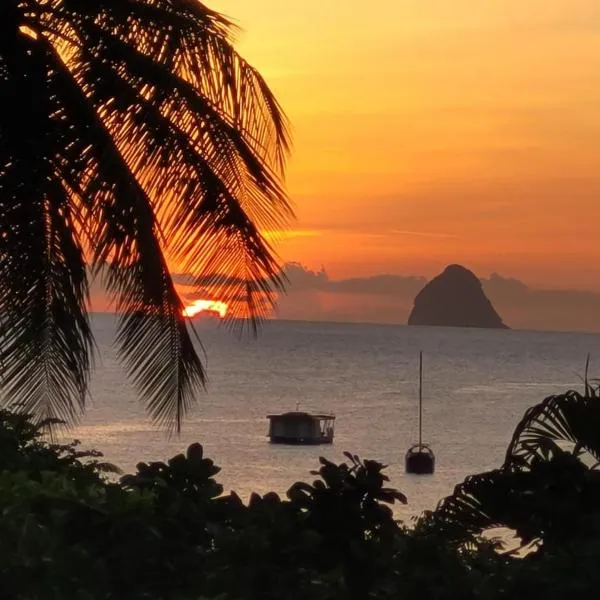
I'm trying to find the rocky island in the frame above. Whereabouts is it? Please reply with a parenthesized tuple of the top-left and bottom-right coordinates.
(408, 264, 508, 329)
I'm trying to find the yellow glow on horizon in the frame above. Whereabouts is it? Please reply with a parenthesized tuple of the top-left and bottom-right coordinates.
(182, 300, 228, 318)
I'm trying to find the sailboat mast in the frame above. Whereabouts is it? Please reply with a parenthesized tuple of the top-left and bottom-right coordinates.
(405, 350, 435, 474)
(419, 351, 423, 448)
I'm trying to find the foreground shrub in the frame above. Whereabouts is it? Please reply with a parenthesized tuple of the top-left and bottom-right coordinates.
(2, 394, 600, 599)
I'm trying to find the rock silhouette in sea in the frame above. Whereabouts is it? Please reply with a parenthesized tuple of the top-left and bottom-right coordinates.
(408, 264, 508, 329)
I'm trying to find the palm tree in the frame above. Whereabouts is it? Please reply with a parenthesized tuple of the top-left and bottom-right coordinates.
(428, 388, 600, 552)
(0, 0, 291, 431)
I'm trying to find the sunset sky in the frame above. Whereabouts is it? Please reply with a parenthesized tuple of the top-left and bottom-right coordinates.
(218, 0, 600, 291)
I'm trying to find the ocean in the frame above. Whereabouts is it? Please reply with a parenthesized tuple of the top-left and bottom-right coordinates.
(75, 314, 600, 520)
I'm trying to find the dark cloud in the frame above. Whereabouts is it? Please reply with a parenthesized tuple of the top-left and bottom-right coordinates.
(278, 263, 600, 332)
(122, 263, 600, 333)
(482, 272, 530, 297)
(481, 274, 600, 333)
(282, 262, 426, 296)
(173, 271, 279, 290)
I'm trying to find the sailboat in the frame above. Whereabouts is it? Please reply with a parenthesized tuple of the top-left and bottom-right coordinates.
(405, 351, 435, 474)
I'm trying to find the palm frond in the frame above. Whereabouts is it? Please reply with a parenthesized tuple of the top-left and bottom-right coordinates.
(0, 31, 93, 423)
(430, 389, 600, 549)
(0, 0, 291, 427)
(431, 451, 597, 550)
(37, 34, 207, 432)
(112, 271, 206, 433)
(506, 390, 600, 468)
(430, 469, 518, 543)
(51, 0, 292, 328)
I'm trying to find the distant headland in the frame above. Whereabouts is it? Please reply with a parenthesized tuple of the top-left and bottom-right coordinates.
(408, 264, 508, 329)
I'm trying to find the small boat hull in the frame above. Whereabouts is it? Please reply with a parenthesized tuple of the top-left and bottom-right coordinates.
(405, 444, 435, 474)
(269, 435, 333, 445)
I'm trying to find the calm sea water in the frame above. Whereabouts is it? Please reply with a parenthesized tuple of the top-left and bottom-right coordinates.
(75, 314, 600, 520)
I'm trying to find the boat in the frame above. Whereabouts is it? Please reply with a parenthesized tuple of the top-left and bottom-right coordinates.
(405, 351, 436, 474)
(405, 442, 435, 474)
(267, 410, 335, 445)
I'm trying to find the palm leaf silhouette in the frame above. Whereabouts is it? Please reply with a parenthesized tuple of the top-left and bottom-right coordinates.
(0, 1, 291, 431)
(430, 389, 600, 549)
(507, 389, 600, 469)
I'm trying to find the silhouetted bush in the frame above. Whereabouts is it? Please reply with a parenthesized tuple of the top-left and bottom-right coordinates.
(2, 393, 600, 599)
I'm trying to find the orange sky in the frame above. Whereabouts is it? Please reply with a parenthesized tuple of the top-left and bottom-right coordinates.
(217, 0, 600, 291)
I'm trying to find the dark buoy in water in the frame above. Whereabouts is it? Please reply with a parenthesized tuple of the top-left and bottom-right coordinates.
(405, 351, 435, 475)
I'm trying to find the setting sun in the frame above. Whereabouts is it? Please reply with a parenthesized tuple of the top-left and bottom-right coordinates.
(182, 300, 228, 319)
